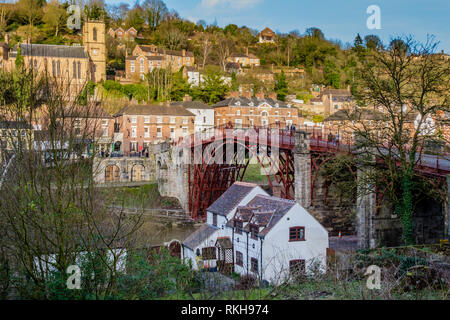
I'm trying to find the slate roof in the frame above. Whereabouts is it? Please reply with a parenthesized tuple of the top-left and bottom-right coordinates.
(207, 181, 259, 216)
(225, 62, 241, 71)
(115, 104, 195, 117)
(137, 45, 194, 57)
(10, 44, 88, 59)
(216, 237, 232, 249)
(240, 195, 296, 237)
(213, 97, 290, 108)
(126, 55, 165, 61)
(170, 101, 212, 110)
(320, 89, 352, 97)
(183, 224, 217, 250)
(0, 121, 32, 130)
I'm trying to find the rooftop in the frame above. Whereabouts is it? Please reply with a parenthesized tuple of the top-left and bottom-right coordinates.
(207, 182, 260, 216)
(213, 97, 291, 108)
(115, 104, 195, 117)
(10, 43, 88, 59)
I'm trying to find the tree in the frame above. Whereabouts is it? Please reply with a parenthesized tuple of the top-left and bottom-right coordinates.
(215, 33, 234, 72)
(43, 0, 68, 37)
(15, 0, 43, 29)
(0, 2, 12, 37)
(142, 0, 168, 32)
(353, 33, 363, 51)
(170, 68, 190, 101)
(364, 35, 382, 51)
(352, 36, 450, 245)
(197, 32, 214, 69)
(274, 71, 288, 101)
(191, 68, 229, 104)
(305, 27, 324, 40)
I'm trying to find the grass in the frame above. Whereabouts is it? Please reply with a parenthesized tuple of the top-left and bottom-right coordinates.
(242, 163, 271, 184)
(100, 183, 182, 210)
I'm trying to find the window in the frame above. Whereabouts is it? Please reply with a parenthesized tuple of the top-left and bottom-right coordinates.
(182, 127, 187, 134)
(131, 126, 137, 138)
(289, 227, 305, 241)
(52, 60, 56, 77)
(335, 104, 339, 110)
(203, 116, 206, 124)
(144, 126, 150, 138)
(93, 27, 97, 41)
(287, 112, 291, 117)
(289, 259, 306, 277)
(235, 251, 243, 267)
(140, 58, 144, 73)
(212, 213, 217, 227)
(250, 225, 259, 240)
(130, 61, 135, 72)
(170, 117, 175, 124)
(157, 127, 162, 138)
(73, 61, 76, 78)
(130, 141, 137, 152)
(201, 247, 216, 260)
(131, 116, 137, 124)
(250, 110, 254, 115)
(236, 110, 240, 116)
(249, 119, 254, 127)
(234, 221, 243, 234)
(57, 60, 60, 76)
(77, 62, 81, 79)
(102, 127, 108, 137)
(144, 116, 150, 124)
(183, 117, 188, 124)
(157, 116, 162, 124)
(261, 111, 268, 117)
(235, 119, 242, 128)
(93, 49, 98, 55)
(251, 258, 258, 273)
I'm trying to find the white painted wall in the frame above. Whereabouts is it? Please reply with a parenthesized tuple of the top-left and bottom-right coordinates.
(186, 108, 215, 133)
(261, 203, 329, 284)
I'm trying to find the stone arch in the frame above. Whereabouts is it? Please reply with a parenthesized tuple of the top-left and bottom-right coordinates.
(105, 165, 120, 182)
(131, 164, 145, 182)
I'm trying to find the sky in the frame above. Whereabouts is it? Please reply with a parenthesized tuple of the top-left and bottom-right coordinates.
(105, 0, 450, 53)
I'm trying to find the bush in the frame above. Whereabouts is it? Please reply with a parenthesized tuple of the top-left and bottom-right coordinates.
(235, 274, 257, 290)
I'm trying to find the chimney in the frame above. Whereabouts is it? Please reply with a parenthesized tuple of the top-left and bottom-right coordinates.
(246, 47, 249, 56)
(268, 93, 277, 100)
(228, 91, 240, 98)
(182, 49, 186, 57)
(243, 90, 252, 99)
(4, 33, 9, 45)
(183, 94, 192, 102)
(256, 90, 265, 100)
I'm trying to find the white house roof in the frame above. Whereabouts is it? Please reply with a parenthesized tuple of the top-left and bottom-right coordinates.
(207, 181, 259, 216)
(182, 224, 217, 250)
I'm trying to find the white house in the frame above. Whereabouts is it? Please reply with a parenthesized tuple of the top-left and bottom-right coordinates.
(182, 182, 329, 284)
(186, 66, 201, 86)
(171, 101, 215, 134)
(228, 194, 328, 284)
(182, 182, 267, 271)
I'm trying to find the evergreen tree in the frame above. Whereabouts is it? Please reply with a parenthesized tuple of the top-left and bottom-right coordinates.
(274, 71, 288, 101)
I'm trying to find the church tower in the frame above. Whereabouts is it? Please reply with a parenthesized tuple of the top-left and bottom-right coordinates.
(82, 20, 106, 82)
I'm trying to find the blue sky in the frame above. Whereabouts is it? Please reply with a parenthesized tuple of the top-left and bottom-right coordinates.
(105, 0, 450, 52)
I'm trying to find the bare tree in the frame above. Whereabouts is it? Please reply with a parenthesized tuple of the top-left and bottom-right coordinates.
(351, 36, 450, 244)
(216, 33, 234, 72)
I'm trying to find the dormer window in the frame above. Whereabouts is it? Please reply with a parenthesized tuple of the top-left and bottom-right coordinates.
(275, 103, 279, 107)
(235, 101, 241, 106)
(250, 225, 259, 240)
(249, 102, 254, 106)
(234, 221, 243, 234)
(236, 110, 240, 115)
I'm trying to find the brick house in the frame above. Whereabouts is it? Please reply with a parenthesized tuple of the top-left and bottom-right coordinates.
(108, 27, 138, 41)
(227, 52, 260, 68)
(258, 27, 276, 44)
(125, 45, 194, 80)
(213, 95, 300, 129)
(113, 103, 195, 154)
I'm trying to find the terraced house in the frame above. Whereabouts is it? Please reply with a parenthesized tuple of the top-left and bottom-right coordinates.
(113, 103, 195, 154)
(213, 94, 300, 129)
(126, 44, 195, 81)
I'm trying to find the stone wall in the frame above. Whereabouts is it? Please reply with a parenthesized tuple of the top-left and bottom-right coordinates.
(93, 156, 156, 184)
(154, 142, 190, 212)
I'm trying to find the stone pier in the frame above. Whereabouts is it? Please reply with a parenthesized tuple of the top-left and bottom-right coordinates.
(154, 142, 190, 213)
(356, 161, 376, 249)
(294, 131, 311, 209)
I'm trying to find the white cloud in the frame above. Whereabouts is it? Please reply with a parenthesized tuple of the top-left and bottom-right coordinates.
(200, 0, 262, 10)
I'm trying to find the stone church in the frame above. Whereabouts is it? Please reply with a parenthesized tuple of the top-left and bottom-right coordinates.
(2, 20, 106, 91)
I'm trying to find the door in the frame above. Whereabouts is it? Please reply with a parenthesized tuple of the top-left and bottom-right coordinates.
(131, 164, 144, 182)
(105, 165, 120, 182)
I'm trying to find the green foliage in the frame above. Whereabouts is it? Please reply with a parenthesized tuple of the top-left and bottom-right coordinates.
(274, 71, 288, 101)
(191, 69, 229, 104)
(312, 115, 324, 123)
